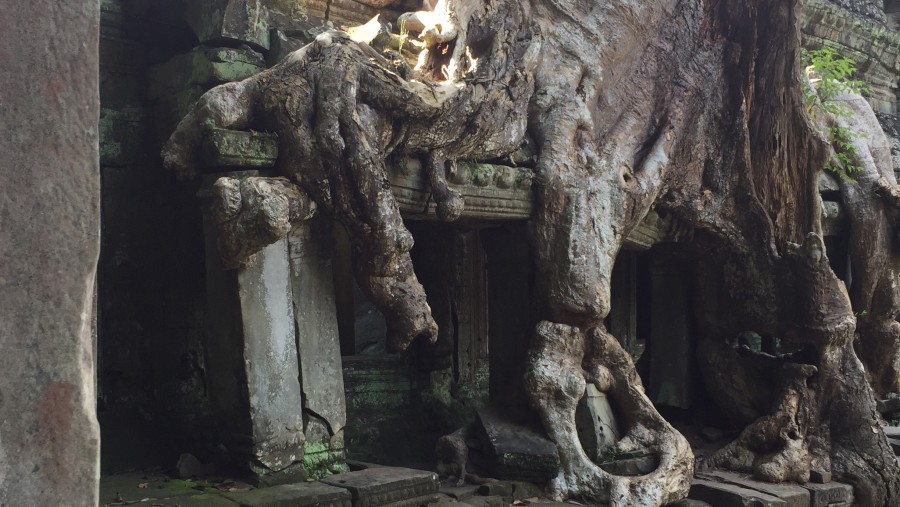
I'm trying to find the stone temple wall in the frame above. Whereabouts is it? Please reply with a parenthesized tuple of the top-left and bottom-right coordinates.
(97, 0, 485, 474)
(98, 0, 219, 471)
(827, 0, 887, 24)
(95, 0, 900, 477)
(801, 0, 900, 178)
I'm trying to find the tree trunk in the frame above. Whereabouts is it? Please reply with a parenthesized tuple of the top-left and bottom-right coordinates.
(162, 0, 900, 504)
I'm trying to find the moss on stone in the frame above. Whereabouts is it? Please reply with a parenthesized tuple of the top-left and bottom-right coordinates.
(302, 441, 346, 479)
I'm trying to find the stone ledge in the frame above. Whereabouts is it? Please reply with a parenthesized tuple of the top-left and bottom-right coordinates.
(196, 129, 846, 252)
(203, 129, 279, 169)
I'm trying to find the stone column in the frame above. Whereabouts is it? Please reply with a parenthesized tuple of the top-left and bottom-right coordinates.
(648, 257, 694, 410)
(288, 217, 348, 475)
(200, 174, 307, 485)
(0, 0, 101, 504)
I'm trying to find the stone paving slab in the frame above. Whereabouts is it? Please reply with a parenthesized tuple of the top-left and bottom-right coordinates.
(99, 473, 245, 504)
(224, 481, 352, 507)
(689, 478, 786, 506)
(111, 493, 240, 506)
(440, 484, 480, 501)
(321, 467, 440, 507)
(697, 471, 809, 507)
(887, 436, 900, 455)
(883, 424, 900, 439)
(379, 493, 441, 507)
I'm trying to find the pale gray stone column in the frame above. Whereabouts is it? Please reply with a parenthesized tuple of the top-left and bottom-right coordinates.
(0, 0, 101, 504)
(288, 217, 348, 470)
(200, 174, 306, 485)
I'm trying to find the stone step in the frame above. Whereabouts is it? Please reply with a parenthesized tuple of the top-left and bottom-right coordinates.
(888, 437, 900, 455)
(321, 467, 440, 507)
(882, 424, 900, 439)
(696, 471, 809, 507)
(439, 484, 480, 501)
(802, 481, 853, 507)
(689, 478, 786, 506)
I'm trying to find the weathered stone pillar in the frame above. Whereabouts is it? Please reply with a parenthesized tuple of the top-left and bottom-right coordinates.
(288, 217, 348, 475)
(200, 173, 307, 485)
(0, 0, 101, 504)
(648, 257, 694, 410)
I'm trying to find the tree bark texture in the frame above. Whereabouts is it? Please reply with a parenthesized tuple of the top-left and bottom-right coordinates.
(163, 0, 900, 504)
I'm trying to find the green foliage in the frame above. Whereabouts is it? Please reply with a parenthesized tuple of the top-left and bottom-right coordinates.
(825, 126, 864, 182)
(802, 48, 870, 183)
(802, 48, 869, 113)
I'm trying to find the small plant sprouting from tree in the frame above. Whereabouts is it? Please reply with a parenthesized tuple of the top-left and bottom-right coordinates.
(802, 47, 870, 182)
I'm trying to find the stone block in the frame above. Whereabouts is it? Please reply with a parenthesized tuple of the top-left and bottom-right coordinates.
(149, 47, 266, 101)
(231, 481, 352, 507)
(202, 129, 278, 169)
(688, 479, 786, 506)
(598, 453, 657, 476)
(99, 106, 150, 167)
(877, 397, 900, 414)
(809, 468, 831, 484)
(476, 480, 542, 501)
(321, 467, 440, 507)
(253, 463, 310, 488)
(801, 481, 853, 507)
(696, 471, 809, 507)
(475, 406, 560, 483)
(153, 85, 207, 139)
(186, 0, 270, 50)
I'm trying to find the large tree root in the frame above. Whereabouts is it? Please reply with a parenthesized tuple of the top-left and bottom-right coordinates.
(525, 322, 692, 506)
(206, 176, 317, 269)
(698, 235, 900, 505)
